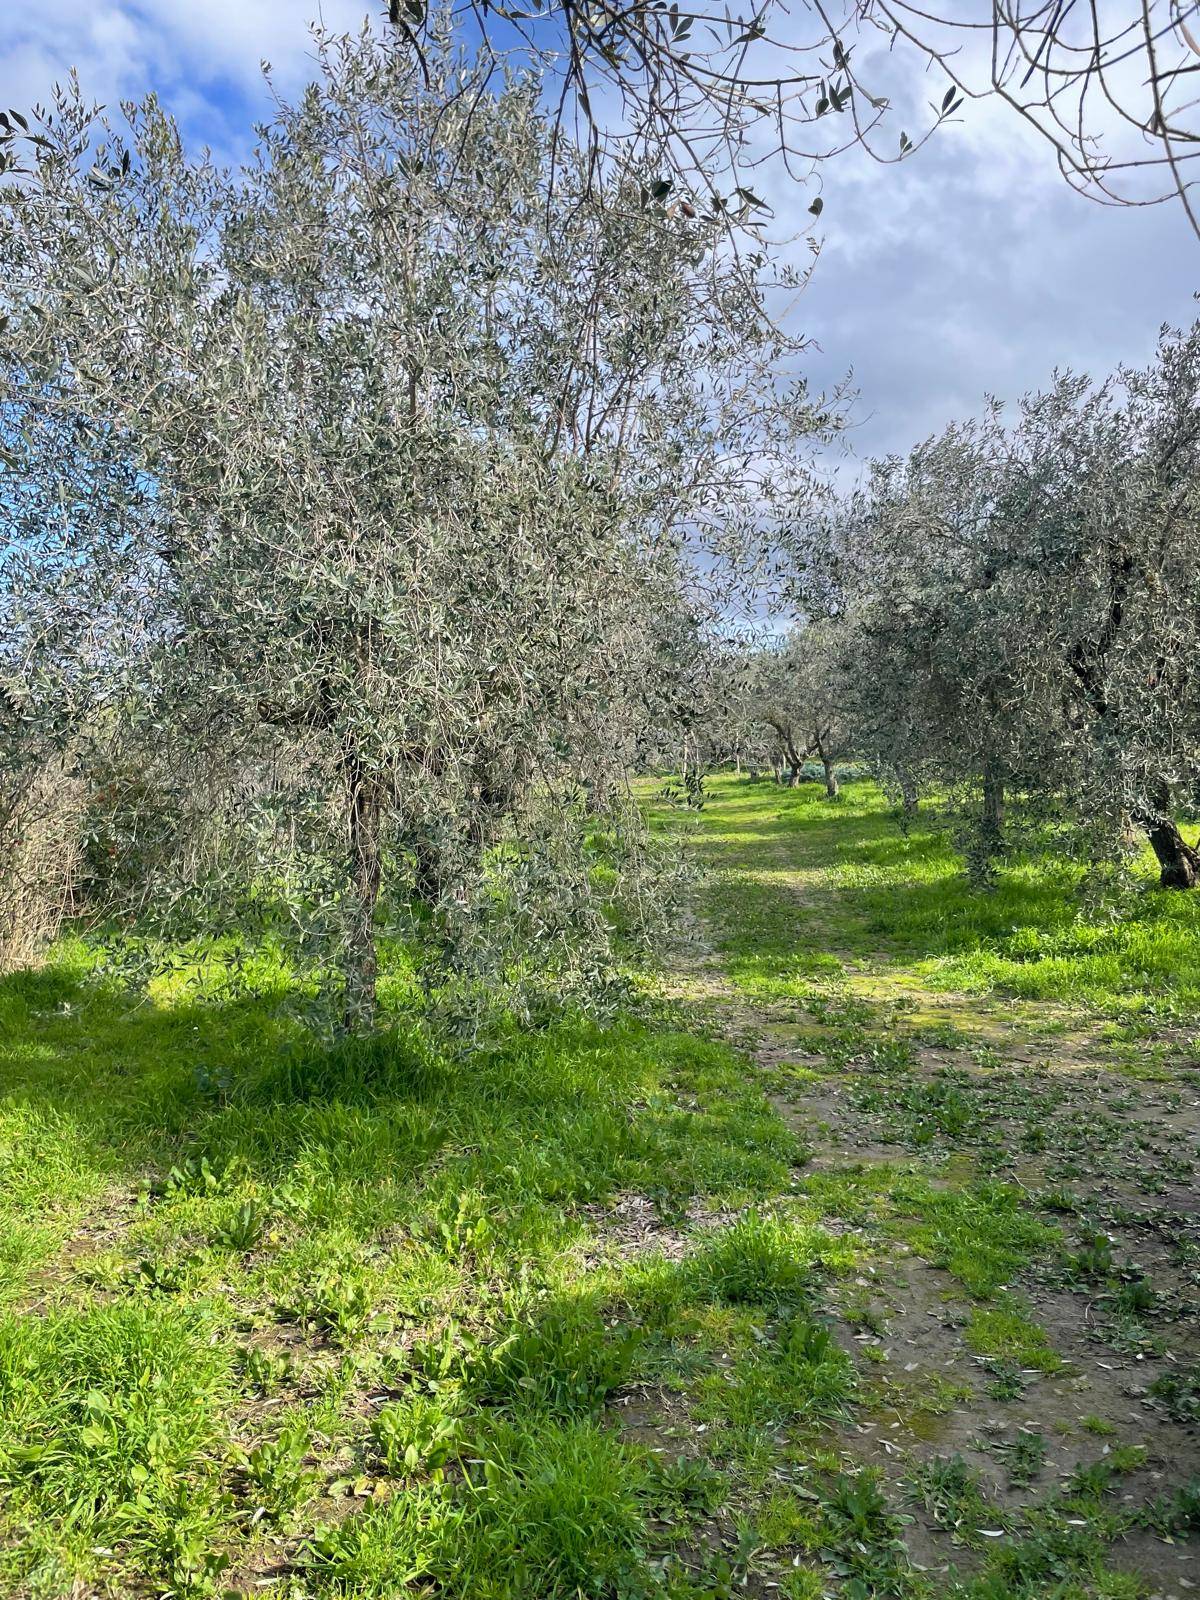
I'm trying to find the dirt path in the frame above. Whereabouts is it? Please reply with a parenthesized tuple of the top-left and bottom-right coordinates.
(672, 783, 1200, 1597)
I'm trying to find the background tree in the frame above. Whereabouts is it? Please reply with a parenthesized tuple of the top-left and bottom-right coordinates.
(984, 330, 1200, 886)
(743, 635, 812, 786)
(809, 423, 1037, 875)
(800, 323, 1200, 888)
(784, 620, 853, 798)
(736, 624, 853, 794)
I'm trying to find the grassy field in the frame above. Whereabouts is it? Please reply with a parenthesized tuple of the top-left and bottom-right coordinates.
(2, 777, 1199, 1598)
(695, 775, 1200, 1024)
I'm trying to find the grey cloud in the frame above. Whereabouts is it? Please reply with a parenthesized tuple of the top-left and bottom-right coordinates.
(791, 110, 1197, 472)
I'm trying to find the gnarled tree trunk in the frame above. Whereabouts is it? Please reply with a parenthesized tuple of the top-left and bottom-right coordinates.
(1133, 782, 1199, 889)
(1142, 810, 1200, 888)
(1145, 819, 1199, 888)
(822, 757, 839, 798)
(967, 762, 1006, 888)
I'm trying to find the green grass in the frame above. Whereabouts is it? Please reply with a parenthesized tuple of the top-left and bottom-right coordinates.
(3, 772, 1198, 1596)
(693, 774, 1200, 1022)
(800, 1166, 1060, 1298)
(0, 934, 816, 1595)
(306, 1415, 653, 1599)
(965, 1297, 1064, 1374)
(1, 882, 882, 1600)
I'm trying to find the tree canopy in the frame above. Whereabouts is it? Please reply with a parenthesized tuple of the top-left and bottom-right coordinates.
(788, 322, 1200, 886)
(0, 26, 827, 1025)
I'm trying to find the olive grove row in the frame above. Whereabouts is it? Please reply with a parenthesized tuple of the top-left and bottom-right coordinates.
(3, 16, 1197, 1035)
(717, 325, 1200, 890)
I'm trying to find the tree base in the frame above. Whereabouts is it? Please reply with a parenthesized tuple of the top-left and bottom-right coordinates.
(1146, 817, 1200, 890)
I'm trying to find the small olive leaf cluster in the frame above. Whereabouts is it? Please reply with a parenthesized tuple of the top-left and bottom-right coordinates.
(789, 322, 1200, 891)
(0, 28, 826, 1025)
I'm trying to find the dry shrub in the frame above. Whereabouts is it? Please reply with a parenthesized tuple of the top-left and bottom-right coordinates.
(0, 756, 84, 972)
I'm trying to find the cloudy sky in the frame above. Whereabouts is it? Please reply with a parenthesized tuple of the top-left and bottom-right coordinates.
(790, 28, 1199, 468)
(3, 2, 1194, 474)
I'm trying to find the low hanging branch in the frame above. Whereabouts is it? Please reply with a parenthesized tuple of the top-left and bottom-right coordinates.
(376, 0, 1200, 232)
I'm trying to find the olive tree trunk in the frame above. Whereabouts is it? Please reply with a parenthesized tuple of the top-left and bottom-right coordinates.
(1143, 814, 1200, 888)
(981, 765, 1005, 856)
(898, 770, 919, 829)
(784, 737, 807, 786)
(822, 757, 839, 798)
(966, 763, 1006, 888)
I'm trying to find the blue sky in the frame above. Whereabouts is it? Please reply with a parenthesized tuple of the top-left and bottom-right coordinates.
(3, 2, 1194, 473)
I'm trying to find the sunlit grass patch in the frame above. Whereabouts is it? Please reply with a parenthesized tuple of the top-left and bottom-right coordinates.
(306, 1416, 652, 1599)
(693, 1312, 856, 1440)
(703, 868, 846, 998)
(692, 773, 1200, 1024)
(903, 1179, 1061, 1298)
(966, 1296, 1064, 1374)
(800, 1165, 1059, 1299)
(683, 1209, 853, 1306)
(0, 1300, 235, 1594)
(932, 909, 1200, 1019)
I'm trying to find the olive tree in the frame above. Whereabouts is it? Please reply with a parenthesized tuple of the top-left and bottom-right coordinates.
(803, 324, 1200, 888)
(988, 329, 1200, 886)
(1, 28, 822, 1022)
(810, 422, 1036, 868)
(781, 621, 853, 797)
(737, 623, 853, 794)
(748, 637, 813, 786)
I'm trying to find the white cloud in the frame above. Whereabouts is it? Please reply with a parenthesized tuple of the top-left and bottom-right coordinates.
(1, 1, 374, 154)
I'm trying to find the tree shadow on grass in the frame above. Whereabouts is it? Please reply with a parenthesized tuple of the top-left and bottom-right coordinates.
(0, 956, 467, 1225)
(0, 955, 754, 1254)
